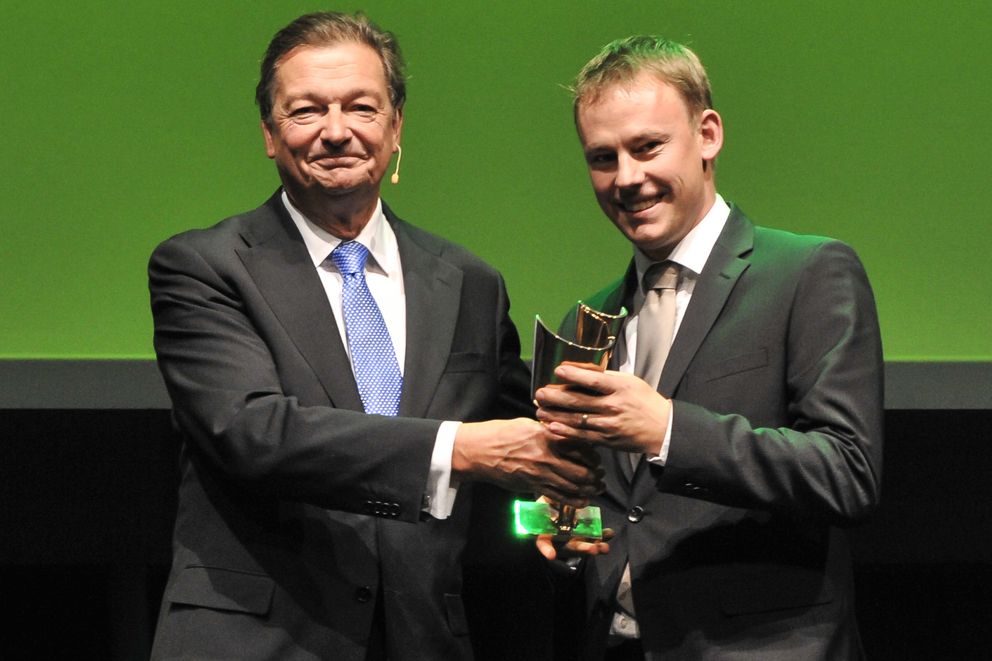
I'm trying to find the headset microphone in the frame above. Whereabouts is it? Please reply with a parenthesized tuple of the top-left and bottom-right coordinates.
(390, 144, 402, 184)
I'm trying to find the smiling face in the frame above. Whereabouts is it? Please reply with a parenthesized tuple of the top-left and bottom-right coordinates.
(577, 71, 723, 260)
(262, 42, 402, 231)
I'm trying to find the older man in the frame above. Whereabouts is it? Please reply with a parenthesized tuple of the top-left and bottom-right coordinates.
(537, 37, 883, 660)
(148, 12, 599, 660)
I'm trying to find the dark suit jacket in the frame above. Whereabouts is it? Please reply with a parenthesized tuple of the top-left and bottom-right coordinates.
(148, 191, 532, 660)
(559, 206, 884, 660)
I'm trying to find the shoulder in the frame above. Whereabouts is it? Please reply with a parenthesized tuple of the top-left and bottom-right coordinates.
(156, 195, 279, 249)
(751, 225, 866, 276)
(726, 203, 864, 275)
(150, 194, 286, 265)
(754, 224, 840, 254)
(734, 212, 873, 305)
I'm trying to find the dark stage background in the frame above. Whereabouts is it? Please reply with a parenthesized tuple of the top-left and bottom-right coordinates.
(2, 406, 989, 661)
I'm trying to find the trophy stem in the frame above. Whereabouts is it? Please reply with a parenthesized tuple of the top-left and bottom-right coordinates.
(555, 504, 577, 534)
(513, 500, 603, 538)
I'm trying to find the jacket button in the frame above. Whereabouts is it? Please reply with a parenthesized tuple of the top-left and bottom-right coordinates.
(355, 586, 373, 603)
(627, 506, 644, 523)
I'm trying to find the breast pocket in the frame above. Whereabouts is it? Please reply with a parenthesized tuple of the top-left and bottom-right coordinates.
(719, 568, 835, 617)
(166, 565, 274, 615)
(695, 348, 769, 384)
(444, 351, 487, 373)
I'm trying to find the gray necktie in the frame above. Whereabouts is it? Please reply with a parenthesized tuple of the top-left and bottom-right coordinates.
(633, 261, 680, 390)
(627, 262, 680, 474)
(612, 261, 680, 641)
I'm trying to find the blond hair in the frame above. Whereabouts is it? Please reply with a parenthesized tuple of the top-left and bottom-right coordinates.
(573, 36, 712, 124)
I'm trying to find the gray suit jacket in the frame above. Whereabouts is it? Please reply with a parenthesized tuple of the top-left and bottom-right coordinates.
(559, 206, 884, 660)
(148, 191, 532, 660)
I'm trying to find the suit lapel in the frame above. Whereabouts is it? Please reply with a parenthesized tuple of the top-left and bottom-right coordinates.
(611, 207, 755, 502)
(236, 193, 364, 412)
(658, 206, 753, 396)
(388, 210, 463, 418)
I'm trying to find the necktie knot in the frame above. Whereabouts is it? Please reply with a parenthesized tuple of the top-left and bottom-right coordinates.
(643, 262, 680, 293)
(331, 241, 369, 276)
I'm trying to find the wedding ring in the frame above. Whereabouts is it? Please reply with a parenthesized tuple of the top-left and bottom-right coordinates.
(580, 413, 589, 429)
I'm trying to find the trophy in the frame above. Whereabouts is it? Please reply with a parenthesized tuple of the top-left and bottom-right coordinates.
(513, 303, 627, 539)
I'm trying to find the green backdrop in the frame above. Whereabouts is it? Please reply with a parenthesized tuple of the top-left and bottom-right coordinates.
(2, 1, 989, 360)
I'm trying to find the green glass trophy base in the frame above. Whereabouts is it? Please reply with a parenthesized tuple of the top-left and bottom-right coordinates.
(513, 500, 603, 539)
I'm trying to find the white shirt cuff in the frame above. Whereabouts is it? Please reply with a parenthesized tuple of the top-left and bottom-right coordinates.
(646, 404, 674, 466)
(423, 420, 461, 518)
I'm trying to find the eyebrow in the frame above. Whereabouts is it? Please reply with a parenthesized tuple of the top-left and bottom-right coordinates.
(280, 87, 387, 105)
(630, 130, 671, 143)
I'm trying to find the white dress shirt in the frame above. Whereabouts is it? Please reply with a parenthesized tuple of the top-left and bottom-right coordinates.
(282, 191, 459, 518)
(620, 194, 730, 464)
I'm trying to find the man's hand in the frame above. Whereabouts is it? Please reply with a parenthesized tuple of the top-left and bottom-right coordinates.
(536, 530, 614, 561)
(452, 418, 604, 506)
(535, 364, 671, 456)
(535, 493, 614, 562)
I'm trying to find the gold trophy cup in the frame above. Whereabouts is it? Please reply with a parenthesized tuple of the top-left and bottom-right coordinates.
(514, 303, 627, 539)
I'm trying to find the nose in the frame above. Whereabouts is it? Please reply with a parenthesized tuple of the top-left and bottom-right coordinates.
(614, 152, 645, 189)
(320, 106, 351, 145)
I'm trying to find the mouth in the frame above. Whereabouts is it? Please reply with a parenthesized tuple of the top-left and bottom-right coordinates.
(616, 192, 669, 214)
(309, 154, 362, 167)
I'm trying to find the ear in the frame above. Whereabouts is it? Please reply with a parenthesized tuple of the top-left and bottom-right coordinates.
(261, 120, 276, 159)
(698, 108, 724, 163)
(391, 108, 404, 152)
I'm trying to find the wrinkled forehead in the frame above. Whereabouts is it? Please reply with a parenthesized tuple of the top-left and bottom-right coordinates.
(272, 42, 389, 93)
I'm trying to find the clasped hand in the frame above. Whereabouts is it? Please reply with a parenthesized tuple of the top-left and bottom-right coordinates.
(452, 417, 604, 507)
(534, 363, 671, 457)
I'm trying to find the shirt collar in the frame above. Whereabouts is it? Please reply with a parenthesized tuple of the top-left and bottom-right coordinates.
(281, 190, 400, 277)
(634, 193, 731, 284)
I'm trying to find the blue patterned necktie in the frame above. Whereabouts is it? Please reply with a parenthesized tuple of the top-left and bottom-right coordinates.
(330, 241, 403, 416)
